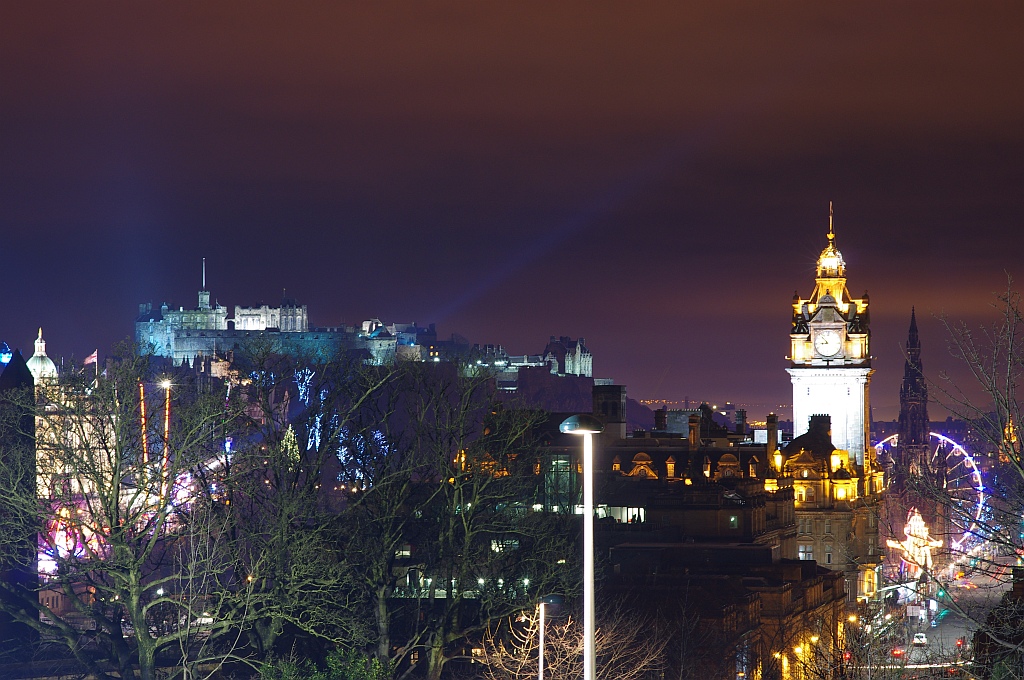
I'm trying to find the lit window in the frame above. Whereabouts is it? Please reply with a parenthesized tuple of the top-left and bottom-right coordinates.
(798, 545, 814, 561)
(729, 515, 739, 529)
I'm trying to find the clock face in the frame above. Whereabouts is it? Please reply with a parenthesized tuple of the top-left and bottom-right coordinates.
(814, 329, 842, 357)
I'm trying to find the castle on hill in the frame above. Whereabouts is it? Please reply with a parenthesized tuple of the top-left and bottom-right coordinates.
(135, 281, 594, 388)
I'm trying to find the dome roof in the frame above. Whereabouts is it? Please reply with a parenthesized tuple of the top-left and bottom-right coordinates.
(832, 464, 853, 480)
(816, 235, 846, 278)
(27, 328, 58, 383)
(816, 207, 846, 279)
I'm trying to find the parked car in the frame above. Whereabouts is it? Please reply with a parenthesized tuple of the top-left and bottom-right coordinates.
(913, 633, 929, 646)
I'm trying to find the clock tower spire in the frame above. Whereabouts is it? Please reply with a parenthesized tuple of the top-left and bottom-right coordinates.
(787, 206, 874, 465)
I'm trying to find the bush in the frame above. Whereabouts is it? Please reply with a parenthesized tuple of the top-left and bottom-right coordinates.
(259, 648, 393, 680)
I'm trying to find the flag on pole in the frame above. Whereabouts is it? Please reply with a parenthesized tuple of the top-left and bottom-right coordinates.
(84, 350, 98, 366)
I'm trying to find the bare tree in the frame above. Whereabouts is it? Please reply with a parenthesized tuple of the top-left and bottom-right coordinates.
(480, 600, 666, 680)
(0, 346, 255, 680)
(328, 362, 579, 680)
(904, 281, 1024, 676)
(207, 344, 392, 661)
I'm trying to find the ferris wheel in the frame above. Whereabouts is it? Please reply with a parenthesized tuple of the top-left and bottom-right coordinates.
(874, 432, 987, 552)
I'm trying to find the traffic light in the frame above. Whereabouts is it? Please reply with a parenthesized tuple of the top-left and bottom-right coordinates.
(843, 651, 852, 661)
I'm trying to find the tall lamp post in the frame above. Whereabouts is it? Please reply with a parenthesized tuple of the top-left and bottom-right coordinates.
(539, 599, 545, 680)
(160, 379, 172, 499)
(559, 414, 604, 680)
(537, 595, 563, 680)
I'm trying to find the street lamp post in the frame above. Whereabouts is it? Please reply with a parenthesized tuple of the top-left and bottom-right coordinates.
(559, 414, 604, 680)
(160, 379, 172, 499)
(537, 594, 563, 680)
(538, 600, 545, 680)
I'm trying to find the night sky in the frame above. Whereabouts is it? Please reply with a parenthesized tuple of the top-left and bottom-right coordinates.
(3, 3, 1022, 421)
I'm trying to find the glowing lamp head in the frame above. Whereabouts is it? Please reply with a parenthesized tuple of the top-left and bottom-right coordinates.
(160, 379, 172, 389)
(559, 414, 604, 436)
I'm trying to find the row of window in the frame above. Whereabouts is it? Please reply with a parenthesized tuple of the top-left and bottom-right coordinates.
(797, 543, 834, 564)
(797, 518, 832, 535)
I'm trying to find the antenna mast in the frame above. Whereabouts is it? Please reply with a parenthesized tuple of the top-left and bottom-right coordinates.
(202, 258, 206, 290)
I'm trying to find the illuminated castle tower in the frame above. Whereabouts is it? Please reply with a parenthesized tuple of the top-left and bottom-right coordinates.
(786, 206, 874, 465)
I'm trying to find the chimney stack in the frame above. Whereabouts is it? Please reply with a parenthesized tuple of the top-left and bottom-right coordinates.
(767, 413, 778, 455)
(688, 413, 701, 449)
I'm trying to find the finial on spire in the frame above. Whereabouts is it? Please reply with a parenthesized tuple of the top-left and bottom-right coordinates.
(828, 201, 834, 240)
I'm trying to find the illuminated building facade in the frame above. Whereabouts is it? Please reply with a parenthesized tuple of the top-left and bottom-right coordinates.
(137, 282, 597, 378)
(783, 211, 884, 602)
(786, 211, 872, 466)
(542, 336, 593, 377)
(136, 287, 319, 364)
(778, 414, 883, 603)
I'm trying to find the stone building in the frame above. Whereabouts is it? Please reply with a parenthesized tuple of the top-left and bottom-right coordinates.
(542, 336, 593, 377)
(782, 210, 885, 604)
(608, 541, 846, 680)
(136, 286, 322, 364)
(538, 383, 797, 560)
(787, 209, 873, 466)
(779, 413, 884, 604)
(234, 297, 308, 332)
(881, 309, 955, 574)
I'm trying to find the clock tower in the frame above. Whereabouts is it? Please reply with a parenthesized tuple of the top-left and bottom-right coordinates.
(787, 208, 874, 465)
